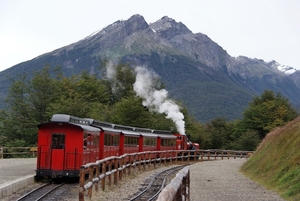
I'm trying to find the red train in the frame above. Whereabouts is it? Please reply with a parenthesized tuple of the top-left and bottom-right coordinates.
(36, 114, 199, 178)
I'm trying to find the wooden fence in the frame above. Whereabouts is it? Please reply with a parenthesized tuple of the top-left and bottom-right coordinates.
(79, 150, 196, 201)
(78, 149, 253, 201)
(0, 147, 38, 159)
(157, 166, 190, 201)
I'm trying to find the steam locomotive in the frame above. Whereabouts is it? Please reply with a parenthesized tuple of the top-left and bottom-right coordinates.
(36, 114, 199, 178)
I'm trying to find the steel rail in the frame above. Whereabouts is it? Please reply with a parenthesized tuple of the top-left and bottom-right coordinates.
(15, 182, 65, 201)
(35, 182, 65, 201)
(129, 165, 188, 201)
(15, 183, 50, 201)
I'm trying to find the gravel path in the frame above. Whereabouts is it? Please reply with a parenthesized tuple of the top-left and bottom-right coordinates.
(190, 159, 285, 201)
(0, 158, 36, 185)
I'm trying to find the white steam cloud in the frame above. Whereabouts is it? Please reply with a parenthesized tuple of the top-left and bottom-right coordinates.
(105, 61, 116, 80)
(104, 61, 123, 95)
(133, 66, 186, 135)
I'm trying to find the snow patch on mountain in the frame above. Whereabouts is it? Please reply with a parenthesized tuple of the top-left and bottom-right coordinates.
(269, 60, 297, 75)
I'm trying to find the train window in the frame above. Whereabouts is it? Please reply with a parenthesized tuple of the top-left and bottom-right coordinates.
(94, 134, 99, 148)
(125, 137, 129, 145)
(52, 134, 65, 149)
(112, 135, 119, 146)
(144, 138, 156, 146)
(161, 139, 175, 146)
(104, 134, 120, 146)
(125, 136, 138, 146)
(84, 133, 97, 149)
(161, 139, 165, 146)
(84, 134, 87, 148)
(133, 137, 138, 145)
(104, 134, 111, 146)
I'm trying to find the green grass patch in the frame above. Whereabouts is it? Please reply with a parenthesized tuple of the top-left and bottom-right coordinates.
(241, 116, 300, 201)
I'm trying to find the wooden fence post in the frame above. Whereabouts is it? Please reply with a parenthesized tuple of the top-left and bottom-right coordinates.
(79, 167, 85, 201)
(181, 151, 184, 163)
(132, 154, 136, 172)
(88, 166, 94, 198)
(119, 157, 123, 181)
(128, 155, 132, 175)
(123, 156, 127, 177)
(101, 162, 106, 191)
(95, 165, 100, 193)
(138, 153, 141, 172)
(108, 160, 112, 186)
(148, 153, 151, 168)
(187, 169, 190, 201)
(114, 159, 118, 185)
(154, 152, 157, 168)
(201, 151, 203, 161)
(143, 153, 146, 171)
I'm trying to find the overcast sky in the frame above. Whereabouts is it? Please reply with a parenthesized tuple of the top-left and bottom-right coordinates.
(1, 0, 300, 72)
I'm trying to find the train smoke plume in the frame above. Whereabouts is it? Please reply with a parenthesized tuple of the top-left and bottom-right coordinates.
(133, 66, 186, 135)
(104, 61, 119, 94)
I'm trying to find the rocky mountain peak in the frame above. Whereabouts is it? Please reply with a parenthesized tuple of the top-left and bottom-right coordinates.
(76, 14, 151, 51)
(149, 16, 192, 39)
(123, 14, 149, 35)
(100, 14, 148, 36)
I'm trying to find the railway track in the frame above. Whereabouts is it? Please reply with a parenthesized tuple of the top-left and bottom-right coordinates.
(16, 182, 65, 201)
(128, 165, 189, 201)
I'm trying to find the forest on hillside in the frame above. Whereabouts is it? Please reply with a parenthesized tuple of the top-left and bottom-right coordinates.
(0, 62, 298, 151)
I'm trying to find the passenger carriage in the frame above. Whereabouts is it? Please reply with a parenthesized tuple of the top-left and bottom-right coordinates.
(36, 114, 100, 178)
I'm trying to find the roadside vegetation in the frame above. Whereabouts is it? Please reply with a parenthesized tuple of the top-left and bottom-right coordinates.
(241, 116, 300, 201)
(0, 63, 298, 152)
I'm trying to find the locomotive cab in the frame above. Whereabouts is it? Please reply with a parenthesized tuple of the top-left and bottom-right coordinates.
(175, 134, 188, 150)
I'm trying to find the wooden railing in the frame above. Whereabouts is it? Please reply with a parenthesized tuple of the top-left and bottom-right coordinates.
(79, 150, 196, 201)
(0, 147, 38, 159)
(157, 166, 190, 201)
(198, 149, 254, 160)
(78, 149, 253, 201)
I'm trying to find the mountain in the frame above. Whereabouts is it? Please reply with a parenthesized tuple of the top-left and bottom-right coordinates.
(0, 14, 299, 122)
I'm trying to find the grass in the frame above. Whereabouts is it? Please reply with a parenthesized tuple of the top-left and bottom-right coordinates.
(240, 116, 300, 201)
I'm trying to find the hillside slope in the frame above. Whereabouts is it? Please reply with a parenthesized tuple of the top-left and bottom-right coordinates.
(241, 116, 300, 200)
